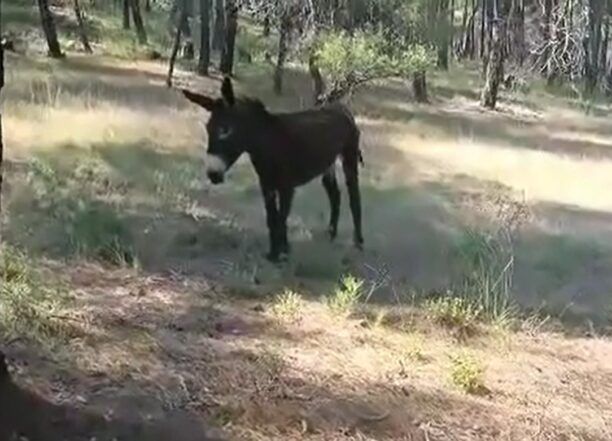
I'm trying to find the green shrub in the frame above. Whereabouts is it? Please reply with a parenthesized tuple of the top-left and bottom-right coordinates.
(425, 295, 481, 333)
(450, 351, 486, 394)
(327, 274, 364, 316)
(271, 289, 304, 323)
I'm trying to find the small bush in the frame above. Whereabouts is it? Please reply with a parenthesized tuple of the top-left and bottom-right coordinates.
(450, 351, 486, 394)
(404, 334, 427, 362)
(425, 295, 481, 334)
(0, 247, 78, 346)
(327, 274, 364, 316)
(271, 289, 303, 323)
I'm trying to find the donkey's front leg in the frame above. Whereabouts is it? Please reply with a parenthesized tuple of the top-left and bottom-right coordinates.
(278, 188, 295, 258)
(261, 187, 282, 262)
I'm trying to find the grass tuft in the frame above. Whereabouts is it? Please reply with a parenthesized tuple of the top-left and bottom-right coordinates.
(271, 289, 304, 323)
(0, 246, 80, 346)
(326, 274, 364, 317)
(450, 351, 487, 395)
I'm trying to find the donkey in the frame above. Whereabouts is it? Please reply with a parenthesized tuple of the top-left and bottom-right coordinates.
(182, 77, 364, 262)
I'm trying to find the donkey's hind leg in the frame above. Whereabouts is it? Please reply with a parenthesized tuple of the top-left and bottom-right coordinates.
(322, 165, 341, 240)
(342, 132, 364, 249)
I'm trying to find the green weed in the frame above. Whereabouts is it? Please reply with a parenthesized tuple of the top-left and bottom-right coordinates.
(327, 274, 364, 316)
(450, 351, 487, 394)
(425, 295, 481, 336)
(271, 289, 304, 323)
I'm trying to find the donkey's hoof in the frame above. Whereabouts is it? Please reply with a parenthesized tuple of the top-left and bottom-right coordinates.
(354, 238, 364, 251)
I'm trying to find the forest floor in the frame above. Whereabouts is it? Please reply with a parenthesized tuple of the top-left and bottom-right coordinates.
(2, 2, 612, 440)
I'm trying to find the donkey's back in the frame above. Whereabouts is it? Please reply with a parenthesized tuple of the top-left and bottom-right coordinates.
(270, 103, 361, 187)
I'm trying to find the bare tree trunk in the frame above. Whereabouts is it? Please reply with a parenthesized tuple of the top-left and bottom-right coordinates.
(437, 0, 450, 69)
(181, 13, 194, 59)
(600, 15, 609, 80)
(130, 0, 148, 44)
(412, 71, 429, 103)
(220, 0, 237, 75)
(212, 0, 225, 52)
(73, 0, 93, 53)
(145, 0, 151, 12)
(309, 51, 326, 105)
(167, 0, 187, 87)
(274, 5, 291, 95)
(584, 0, 603, 94)
(481, 1, 506, 109)
(37, 0, 64, 58)
(198, 0, 211, 75)
(480, 0, 487, 58)
(123, 0, 131, 28)
(0, 43, 4, 237)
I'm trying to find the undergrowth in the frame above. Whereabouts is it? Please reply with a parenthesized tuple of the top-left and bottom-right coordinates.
(327, 274, 364, 316)
(0, 246, 79, 346)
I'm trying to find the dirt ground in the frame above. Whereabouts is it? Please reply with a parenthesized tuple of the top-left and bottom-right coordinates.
(2, 43, 612, 440)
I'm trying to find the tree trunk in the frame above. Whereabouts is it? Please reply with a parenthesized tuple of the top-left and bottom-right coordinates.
(181, 11, 194, 59)
(542, 0, 554, 83)
(481, 3, 505, 109)
(145, 0, 151, 12)
(412, 71, 429, 103)
(212, 0, 225, 52)
(167, 0, 187, 87)
(437, 0, 450, 69)
(198, 0, 211, 75)
(73, 0, 93, 53)
(480, 0, 487, 58)
(584, 0, 603, 94)
(274, 6, 291, 95)
(517, 0, 525, 65)
(37, 0, 64, 58)
(309, 51, 326, 105)
(220, 0, 237, 75)
(123, 0, 131, 28)
(129, 0, 148, 44)
(0, 43, 4, 236)
(600, 15, 609, 80)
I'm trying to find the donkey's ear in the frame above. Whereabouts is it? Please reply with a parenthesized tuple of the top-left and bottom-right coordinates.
(221, 77, 235, 106)
(182, 89, 216, 111)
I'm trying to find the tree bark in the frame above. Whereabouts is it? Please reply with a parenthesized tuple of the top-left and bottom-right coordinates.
(129, 0, 148, 44)
(167, 0, 187, 87)
(0, 43, 4, 236)
(412, 71, 429, 103)
(584, 0, 603, 94)
(220, 0, 237, 75)
(274, 6, 291, 95)
(37, 0, 64, 58)
(181, 13, 194, 59)
(212, 0, 225, 52)
(145, 0, 151, 12)
(309, 51, 326, 105)
(123, 0, 131, 28)
(481, 7, 505, 109)
(437, 0, 450, 69)
(73, 0, 93, 53)
(198, 0, 211, 75)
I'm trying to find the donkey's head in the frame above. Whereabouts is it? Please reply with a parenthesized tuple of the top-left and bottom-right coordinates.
(182, 77, 252, 184)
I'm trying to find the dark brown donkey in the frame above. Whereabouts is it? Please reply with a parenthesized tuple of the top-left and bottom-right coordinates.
(182, 77, 364, 262)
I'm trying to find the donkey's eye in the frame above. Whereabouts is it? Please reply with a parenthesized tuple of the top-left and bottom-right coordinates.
(218, 126, 233, 140)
